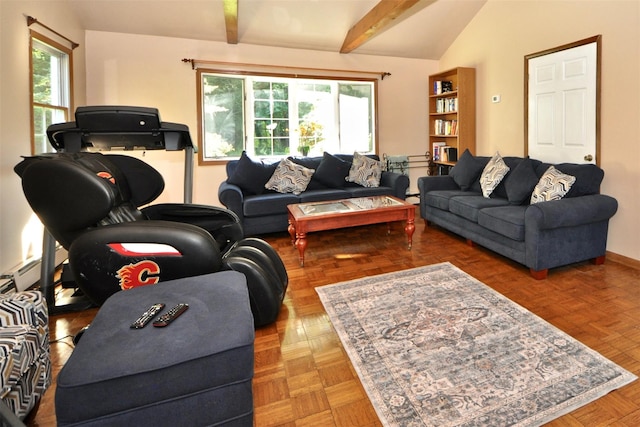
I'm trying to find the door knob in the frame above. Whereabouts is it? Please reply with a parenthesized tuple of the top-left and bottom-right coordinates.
(584, 154, 593, 162)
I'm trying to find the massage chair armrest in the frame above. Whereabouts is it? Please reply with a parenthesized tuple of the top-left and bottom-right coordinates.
(525, 194, 618, 230)
(218, 181, 245, 221)
(68, 221, 223, 305)
(141, 203, 243, 253)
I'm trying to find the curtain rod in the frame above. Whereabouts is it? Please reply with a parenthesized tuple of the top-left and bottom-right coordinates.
(182, 58, 391, 80)
(27, 16, 79, 49)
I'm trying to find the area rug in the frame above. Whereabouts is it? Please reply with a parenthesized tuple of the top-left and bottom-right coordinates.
(316, 262, 636, 426)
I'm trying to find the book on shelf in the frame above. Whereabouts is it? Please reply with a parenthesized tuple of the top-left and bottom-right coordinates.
(432, 142, 446, 161)
(433, 119, 459, 136)
(435, 97, 458, 113)
(433, 80, 453, 95)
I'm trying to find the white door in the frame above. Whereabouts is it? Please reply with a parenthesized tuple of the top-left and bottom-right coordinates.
(527, 41, 598, 164)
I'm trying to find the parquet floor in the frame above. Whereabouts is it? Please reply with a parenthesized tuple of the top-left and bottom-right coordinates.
(27, 209, 640, 426)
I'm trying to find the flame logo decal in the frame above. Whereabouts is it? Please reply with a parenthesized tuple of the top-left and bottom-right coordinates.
(116, 260, 161, 290)
(97, 171, 115, 184)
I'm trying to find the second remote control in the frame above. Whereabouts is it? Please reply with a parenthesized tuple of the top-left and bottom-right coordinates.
(153, 303, 189, 327)
(130, 303, 165, 329)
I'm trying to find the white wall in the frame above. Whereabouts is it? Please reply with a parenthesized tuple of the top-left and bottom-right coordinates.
(84, 31, 438, 205)
(0, 0, 86, 274)
(440, 0, 640, 262)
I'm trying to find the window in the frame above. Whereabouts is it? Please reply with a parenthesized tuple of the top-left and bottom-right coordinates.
(197, 71, 376, 162)
(30, 31, 73, 154)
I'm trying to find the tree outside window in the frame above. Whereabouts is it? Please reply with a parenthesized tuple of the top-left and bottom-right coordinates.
(197, 71, 376, 163)
(30, 31, 72, 154)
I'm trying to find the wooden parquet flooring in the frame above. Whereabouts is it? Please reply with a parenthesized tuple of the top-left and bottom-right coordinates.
(27, 210, 640, 426)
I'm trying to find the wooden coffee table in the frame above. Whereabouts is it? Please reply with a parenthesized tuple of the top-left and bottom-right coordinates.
(287, 195, 415, 266)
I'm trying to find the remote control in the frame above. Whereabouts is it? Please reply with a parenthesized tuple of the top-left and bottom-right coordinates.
(153, 303, 189, 327)
(130, 303, 165, 329)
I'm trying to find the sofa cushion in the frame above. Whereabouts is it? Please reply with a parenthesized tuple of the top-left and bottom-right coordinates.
(449, 195, 510, 223)
(504, 157, 540, 205)
(265, 158, 315, 195)
(480, 152, 510, 198)
(347, 186, 394, 198)
(227, 151, 278, 195)
(537, 163, 604, 198)
(243, 192, 300, 217)
(346, 152, 382, 188)
(313, 152, 351, 188)
(449, 149, 484, 190)
(478, 206, 528, 241)
(531, 166, 576, 204)
(299, 189, 351, 203)
(425, 190, 479, 211)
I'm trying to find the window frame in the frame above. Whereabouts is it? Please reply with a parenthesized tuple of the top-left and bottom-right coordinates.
(29, 30, 74, 155)
(196, 69, 378, 165)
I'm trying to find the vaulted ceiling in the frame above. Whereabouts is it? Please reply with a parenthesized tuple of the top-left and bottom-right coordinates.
(67, 0, 486, 60)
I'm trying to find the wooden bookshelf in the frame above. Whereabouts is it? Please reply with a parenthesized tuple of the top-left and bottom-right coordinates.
(428, 67, 476, 171)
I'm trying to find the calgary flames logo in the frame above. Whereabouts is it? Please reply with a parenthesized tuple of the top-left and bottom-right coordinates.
(97, 171, 116, 184)
(116, 261, 161, 290)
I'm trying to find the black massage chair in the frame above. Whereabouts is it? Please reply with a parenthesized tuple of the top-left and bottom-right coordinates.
(15, 107, 287, 327)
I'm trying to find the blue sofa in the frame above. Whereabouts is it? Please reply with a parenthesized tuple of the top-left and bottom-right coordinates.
(418, 151, 618, 279)
(219, 152, 410, 235)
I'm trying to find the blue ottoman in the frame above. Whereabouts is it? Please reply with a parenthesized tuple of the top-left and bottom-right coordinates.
(55, 271, 254, 426)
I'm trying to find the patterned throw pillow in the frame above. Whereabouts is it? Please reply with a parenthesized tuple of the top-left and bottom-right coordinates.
(480, 152, 510, 198)
(530, 166, 576, 204)
(346, 152, 382, 188)
(265, 158, 315, 195)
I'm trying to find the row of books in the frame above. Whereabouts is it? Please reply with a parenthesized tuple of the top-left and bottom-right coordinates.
(432, 142, 458, 162)
(433, 80, 453, 95)
(435, 97, 458, 113)
(433, 119, 458, 136)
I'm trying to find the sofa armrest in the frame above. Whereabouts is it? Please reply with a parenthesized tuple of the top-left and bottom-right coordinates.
(417, 175, 460, 194)
(218, 181, 245, 222)
(525, 194, 618, 230)
(380, 171, 410, 199)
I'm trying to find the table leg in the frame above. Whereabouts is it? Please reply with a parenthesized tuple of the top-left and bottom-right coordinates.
(405, 218, 415, 249)
(295, 232, 307, 267)
(288, 220, 296, 247)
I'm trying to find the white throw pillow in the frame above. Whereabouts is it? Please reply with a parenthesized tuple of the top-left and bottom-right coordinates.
(346, 152, 382, 188)
(265, 158, 315, 195)
(530, 166, 576, 204)
(480, 152, 510, 198)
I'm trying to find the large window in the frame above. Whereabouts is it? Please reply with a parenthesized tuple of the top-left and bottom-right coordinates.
(197, 71, 376, 162)
(30, 31, 73, 154)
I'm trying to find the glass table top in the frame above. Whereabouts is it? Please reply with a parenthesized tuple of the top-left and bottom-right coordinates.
(296, 196, 404, 217)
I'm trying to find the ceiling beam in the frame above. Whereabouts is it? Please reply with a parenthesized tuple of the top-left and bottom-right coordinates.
(340, 0, 426, 54)
(223, 0, 238, 44)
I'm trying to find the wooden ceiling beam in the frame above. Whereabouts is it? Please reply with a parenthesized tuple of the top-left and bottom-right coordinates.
(223, 0, 238, 44)
(340, 0, 423, 54)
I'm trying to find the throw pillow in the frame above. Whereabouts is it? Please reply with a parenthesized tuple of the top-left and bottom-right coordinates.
(265, 158, 315, 195)
(346, 152, 382, 188)
(227, 151, 277, 195)
(504, 157, 539, 205)
(449, 149, 484, 191)
(313, 152, 351, 188)
(530, 165, 576, 204)
(479, 152, 510, 198)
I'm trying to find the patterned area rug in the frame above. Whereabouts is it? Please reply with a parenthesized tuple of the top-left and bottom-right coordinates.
(317, 262, 636, 426)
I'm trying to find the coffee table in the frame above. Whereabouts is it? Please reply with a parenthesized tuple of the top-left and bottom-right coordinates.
(287, 195, 415, 266)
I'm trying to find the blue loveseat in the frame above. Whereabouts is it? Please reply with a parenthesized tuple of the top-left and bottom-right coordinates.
(418, 150, 618, 279)
(219, 152, 410, 235)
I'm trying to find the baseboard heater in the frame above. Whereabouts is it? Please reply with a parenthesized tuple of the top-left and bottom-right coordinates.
(3, 246, 68, 292)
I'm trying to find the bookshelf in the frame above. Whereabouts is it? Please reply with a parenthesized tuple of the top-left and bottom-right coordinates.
(428, 67, 476, 173)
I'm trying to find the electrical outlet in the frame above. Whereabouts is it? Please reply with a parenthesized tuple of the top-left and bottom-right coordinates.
(491, 94, 501, 103)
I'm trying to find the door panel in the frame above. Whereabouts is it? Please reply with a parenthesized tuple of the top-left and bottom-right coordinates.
(526, 37, 600, 165)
